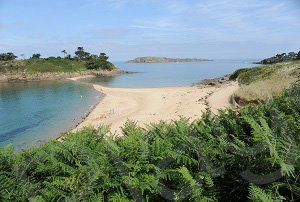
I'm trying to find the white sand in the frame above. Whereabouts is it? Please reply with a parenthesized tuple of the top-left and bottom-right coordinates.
(72, 80, 239, 135)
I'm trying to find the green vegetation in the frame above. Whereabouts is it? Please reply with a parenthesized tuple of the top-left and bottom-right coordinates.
(256, 51, 300, 64)
(232, 61, 300, 103)
(0, 58, 87, 73)
(86, 53, 115, 70)
(0, 47, 116, 74)
(31, 53, 41, 59)
(1, 81, 300, 201)
(0, 52, 17, 61)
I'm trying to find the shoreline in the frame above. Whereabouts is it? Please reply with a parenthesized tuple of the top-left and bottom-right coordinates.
(55, 78, 105, 141)
(0, 69, 126, 83)
(66, 75, 239, 136)
(56, 92, 104, 140)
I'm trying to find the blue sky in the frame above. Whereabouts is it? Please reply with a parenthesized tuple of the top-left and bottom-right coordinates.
(0, 0, 299, 61)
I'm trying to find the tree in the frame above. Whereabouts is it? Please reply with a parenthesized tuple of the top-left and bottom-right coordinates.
(100, 52, 109, 60)
(31, 53, 41, 59)
(297, 51, 300, 60)
(61, 50, 67, 58)
(20, 54, 25, 60)
(74, 47, 90, 60)
(0, 52, 17, 61)
(86, 52, 114, 70)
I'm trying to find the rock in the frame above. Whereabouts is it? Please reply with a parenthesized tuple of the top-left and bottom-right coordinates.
(192, 74, 231, 88)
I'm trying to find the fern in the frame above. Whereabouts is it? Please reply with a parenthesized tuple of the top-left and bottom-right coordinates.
(1, 81, 300, 201)
(248, 184, 282, 202)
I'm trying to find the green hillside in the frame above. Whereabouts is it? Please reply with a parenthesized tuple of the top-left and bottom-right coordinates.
(231, 61, 300, 103)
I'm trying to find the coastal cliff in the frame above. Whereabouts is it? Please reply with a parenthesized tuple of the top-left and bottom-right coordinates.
(127, 57, 211, 63)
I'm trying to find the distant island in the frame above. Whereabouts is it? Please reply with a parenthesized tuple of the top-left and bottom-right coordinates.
(127, 57, 212, 63)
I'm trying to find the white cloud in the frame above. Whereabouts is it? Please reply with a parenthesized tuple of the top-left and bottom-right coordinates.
(1, 0, 299, 59)
(130, 0, 300, 42)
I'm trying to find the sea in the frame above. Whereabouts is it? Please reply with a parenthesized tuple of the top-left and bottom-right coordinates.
(0, 59, 260, 149)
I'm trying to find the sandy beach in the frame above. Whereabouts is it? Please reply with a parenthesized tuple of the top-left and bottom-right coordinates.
(70, 77, 239, 135)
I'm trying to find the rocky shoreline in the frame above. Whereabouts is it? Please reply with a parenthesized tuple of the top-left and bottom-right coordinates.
(193, 74, 240, 107)
(0, 69, 126, 83)
(192, 74, 232, 88)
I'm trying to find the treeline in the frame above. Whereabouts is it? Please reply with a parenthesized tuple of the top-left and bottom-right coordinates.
(1, 81, 299, 201)
(257, 51, 300, 65)
(0, 52, 17, 61)
(0, 47, 115, 71)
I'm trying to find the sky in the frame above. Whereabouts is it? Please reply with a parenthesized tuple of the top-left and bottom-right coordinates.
(0, 0, 299, 61)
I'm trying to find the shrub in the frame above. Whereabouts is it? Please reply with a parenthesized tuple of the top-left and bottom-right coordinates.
(1, 82, 300, 201)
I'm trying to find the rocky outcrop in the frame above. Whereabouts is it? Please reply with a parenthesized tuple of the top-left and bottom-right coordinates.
(192, 75, 231, 88)
(0, 69, 125, 83)
(127, 57, 212, 63)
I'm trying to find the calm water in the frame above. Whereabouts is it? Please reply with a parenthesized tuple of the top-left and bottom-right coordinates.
(81, 59, 261, 88)
(0, 80, 101, 149)
(0, 59, 260, 149)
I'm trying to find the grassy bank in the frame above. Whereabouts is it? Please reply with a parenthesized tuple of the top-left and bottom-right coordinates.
(0, 58, 116, 74)
(1, 81, 299, 201)
(231, 61, 300, 103)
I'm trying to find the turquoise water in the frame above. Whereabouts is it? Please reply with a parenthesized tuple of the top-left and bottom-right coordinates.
(81, 59, 261, 88)
(0, 59, 260, 149)
(0, 80, 101, 149)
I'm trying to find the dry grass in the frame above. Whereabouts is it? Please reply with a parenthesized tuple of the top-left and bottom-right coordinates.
(234, 61, 300, 103)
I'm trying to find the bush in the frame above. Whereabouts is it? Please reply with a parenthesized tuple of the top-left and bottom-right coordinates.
(86, 58, 115, 70)
(0, 52, 17, 61)
(229, 68, 250, 80)
(0, 82, 300, 201)
(86, 53, 115, 70)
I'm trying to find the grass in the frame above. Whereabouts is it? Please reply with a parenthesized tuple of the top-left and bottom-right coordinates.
(24, 58, 87, 73)
(0, 58, 115, 74)
(233, 61, 300, 103)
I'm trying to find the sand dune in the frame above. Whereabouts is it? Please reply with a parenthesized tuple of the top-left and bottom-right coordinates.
(72, 80, 239, 135)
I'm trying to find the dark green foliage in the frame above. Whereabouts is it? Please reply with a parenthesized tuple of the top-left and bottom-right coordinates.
(31, 53, 41, 59)
(1, 82, 300, 201)
(86, 53, 115, 70)
(258, 51, 300, 64)
(0, 48, 116, 73)
(74, 47, 90, 61)
(61, 50, 68, 58)
(0, 52, 17, 61)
